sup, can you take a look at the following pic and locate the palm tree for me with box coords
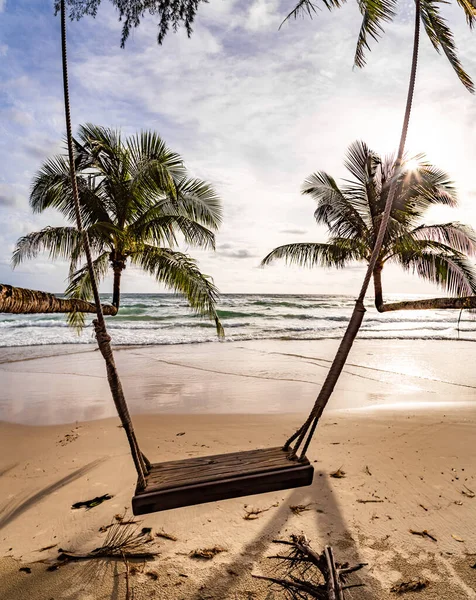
[263,140,476,311]
[12,123,224,333]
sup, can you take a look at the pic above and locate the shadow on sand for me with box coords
[191,470,376,599]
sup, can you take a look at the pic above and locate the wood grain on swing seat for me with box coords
[132,446,314,515]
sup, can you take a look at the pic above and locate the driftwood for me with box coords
[254,535,366,599]
[0,284,117,315]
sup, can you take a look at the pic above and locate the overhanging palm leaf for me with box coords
[130,245,224,336]
[354,0,398,68]
[420,0,475,91]
[284,0,474,90]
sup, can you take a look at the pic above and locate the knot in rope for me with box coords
[93,319,112,347]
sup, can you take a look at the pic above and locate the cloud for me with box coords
[245,0,280,32]
[1,0,476,295]
[0,184,28,207]
[215,244,257,259]
[0,0,5,13]
[7,108,33,126]
[279,228,308,235]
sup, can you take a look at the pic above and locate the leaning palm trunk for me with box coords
[286,0,422,458]
[59,0,148,488]
[372,267,476,311]
[0,284,117,315]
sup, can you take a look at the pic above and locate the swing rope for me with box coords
[60,0,149,489]
[285,0,421,461]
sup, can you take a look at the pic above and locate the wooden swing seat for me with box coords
[132,446,314,515]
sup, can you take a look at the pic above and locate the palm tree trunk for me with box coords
[112,267,122,309]
[60,0,148,488]
[377,296,476,311]
[373,264,384,309]
[373,266,476,311]
[286,0,422,458]
[0,284,118,315]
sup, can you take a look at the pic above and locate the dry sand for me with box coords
[0,340,475,599]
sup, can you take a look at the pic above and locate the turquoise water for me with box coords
[0,293,474,347]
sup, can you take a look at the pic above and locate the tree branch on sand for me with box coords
[0,284,117,315]
[53,518,158,566]
[253,535,367,599]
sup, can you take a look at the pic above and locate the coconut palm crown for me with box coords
[12,124,224,333]
[262,140,476,305]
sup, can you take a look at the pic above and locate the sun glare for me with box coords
[404,158,420,172]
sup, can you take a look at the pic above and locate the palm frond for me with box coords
[130,245,223,336]
[30,155,112,226]
[280,0,343,30]
[398,249,476,296]
[303,172,370,238]
[420,0,474,92]
[411,222,476,256]
[261,240,367,268]
[354,0,397,68]
[128,130,185,193]
[343,140,380,185]
[454,0,476,28]
[129,212,215,249]
[12,227,83,267]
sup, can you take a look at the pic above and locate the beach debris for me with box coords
[37,544,57,552]
[451,534,465,543]
[146,570,159,580]
[330,468,346,479]
[290,503,313,515]
[243,502,278,520]
[99,515,139,532]
[365,465,372,476]
[71,493,113,510]
[46,564,59,571]
[462,485,475,498]
[419,504,428,511]
[19,567,31,574]
[156,530,178,541]
[390,578,429,594]
[409,529,437,542]
[471,563,476,569]
[176,432,186,436]
[256,535,366,599]
[357,499,384,504]
[57,428,79,446]
[454,500,463,506]
[190,546,226,560]
[52,518,158,567]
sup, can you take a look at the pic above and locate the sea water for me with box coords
[1,293,474,347]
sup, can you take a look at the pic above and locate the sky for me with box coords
[0,0,475,296]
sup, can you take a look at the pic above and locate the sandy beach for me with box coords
[1,339,476,598]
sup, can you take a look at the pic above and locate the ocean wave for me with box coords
[2,293,476,347]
